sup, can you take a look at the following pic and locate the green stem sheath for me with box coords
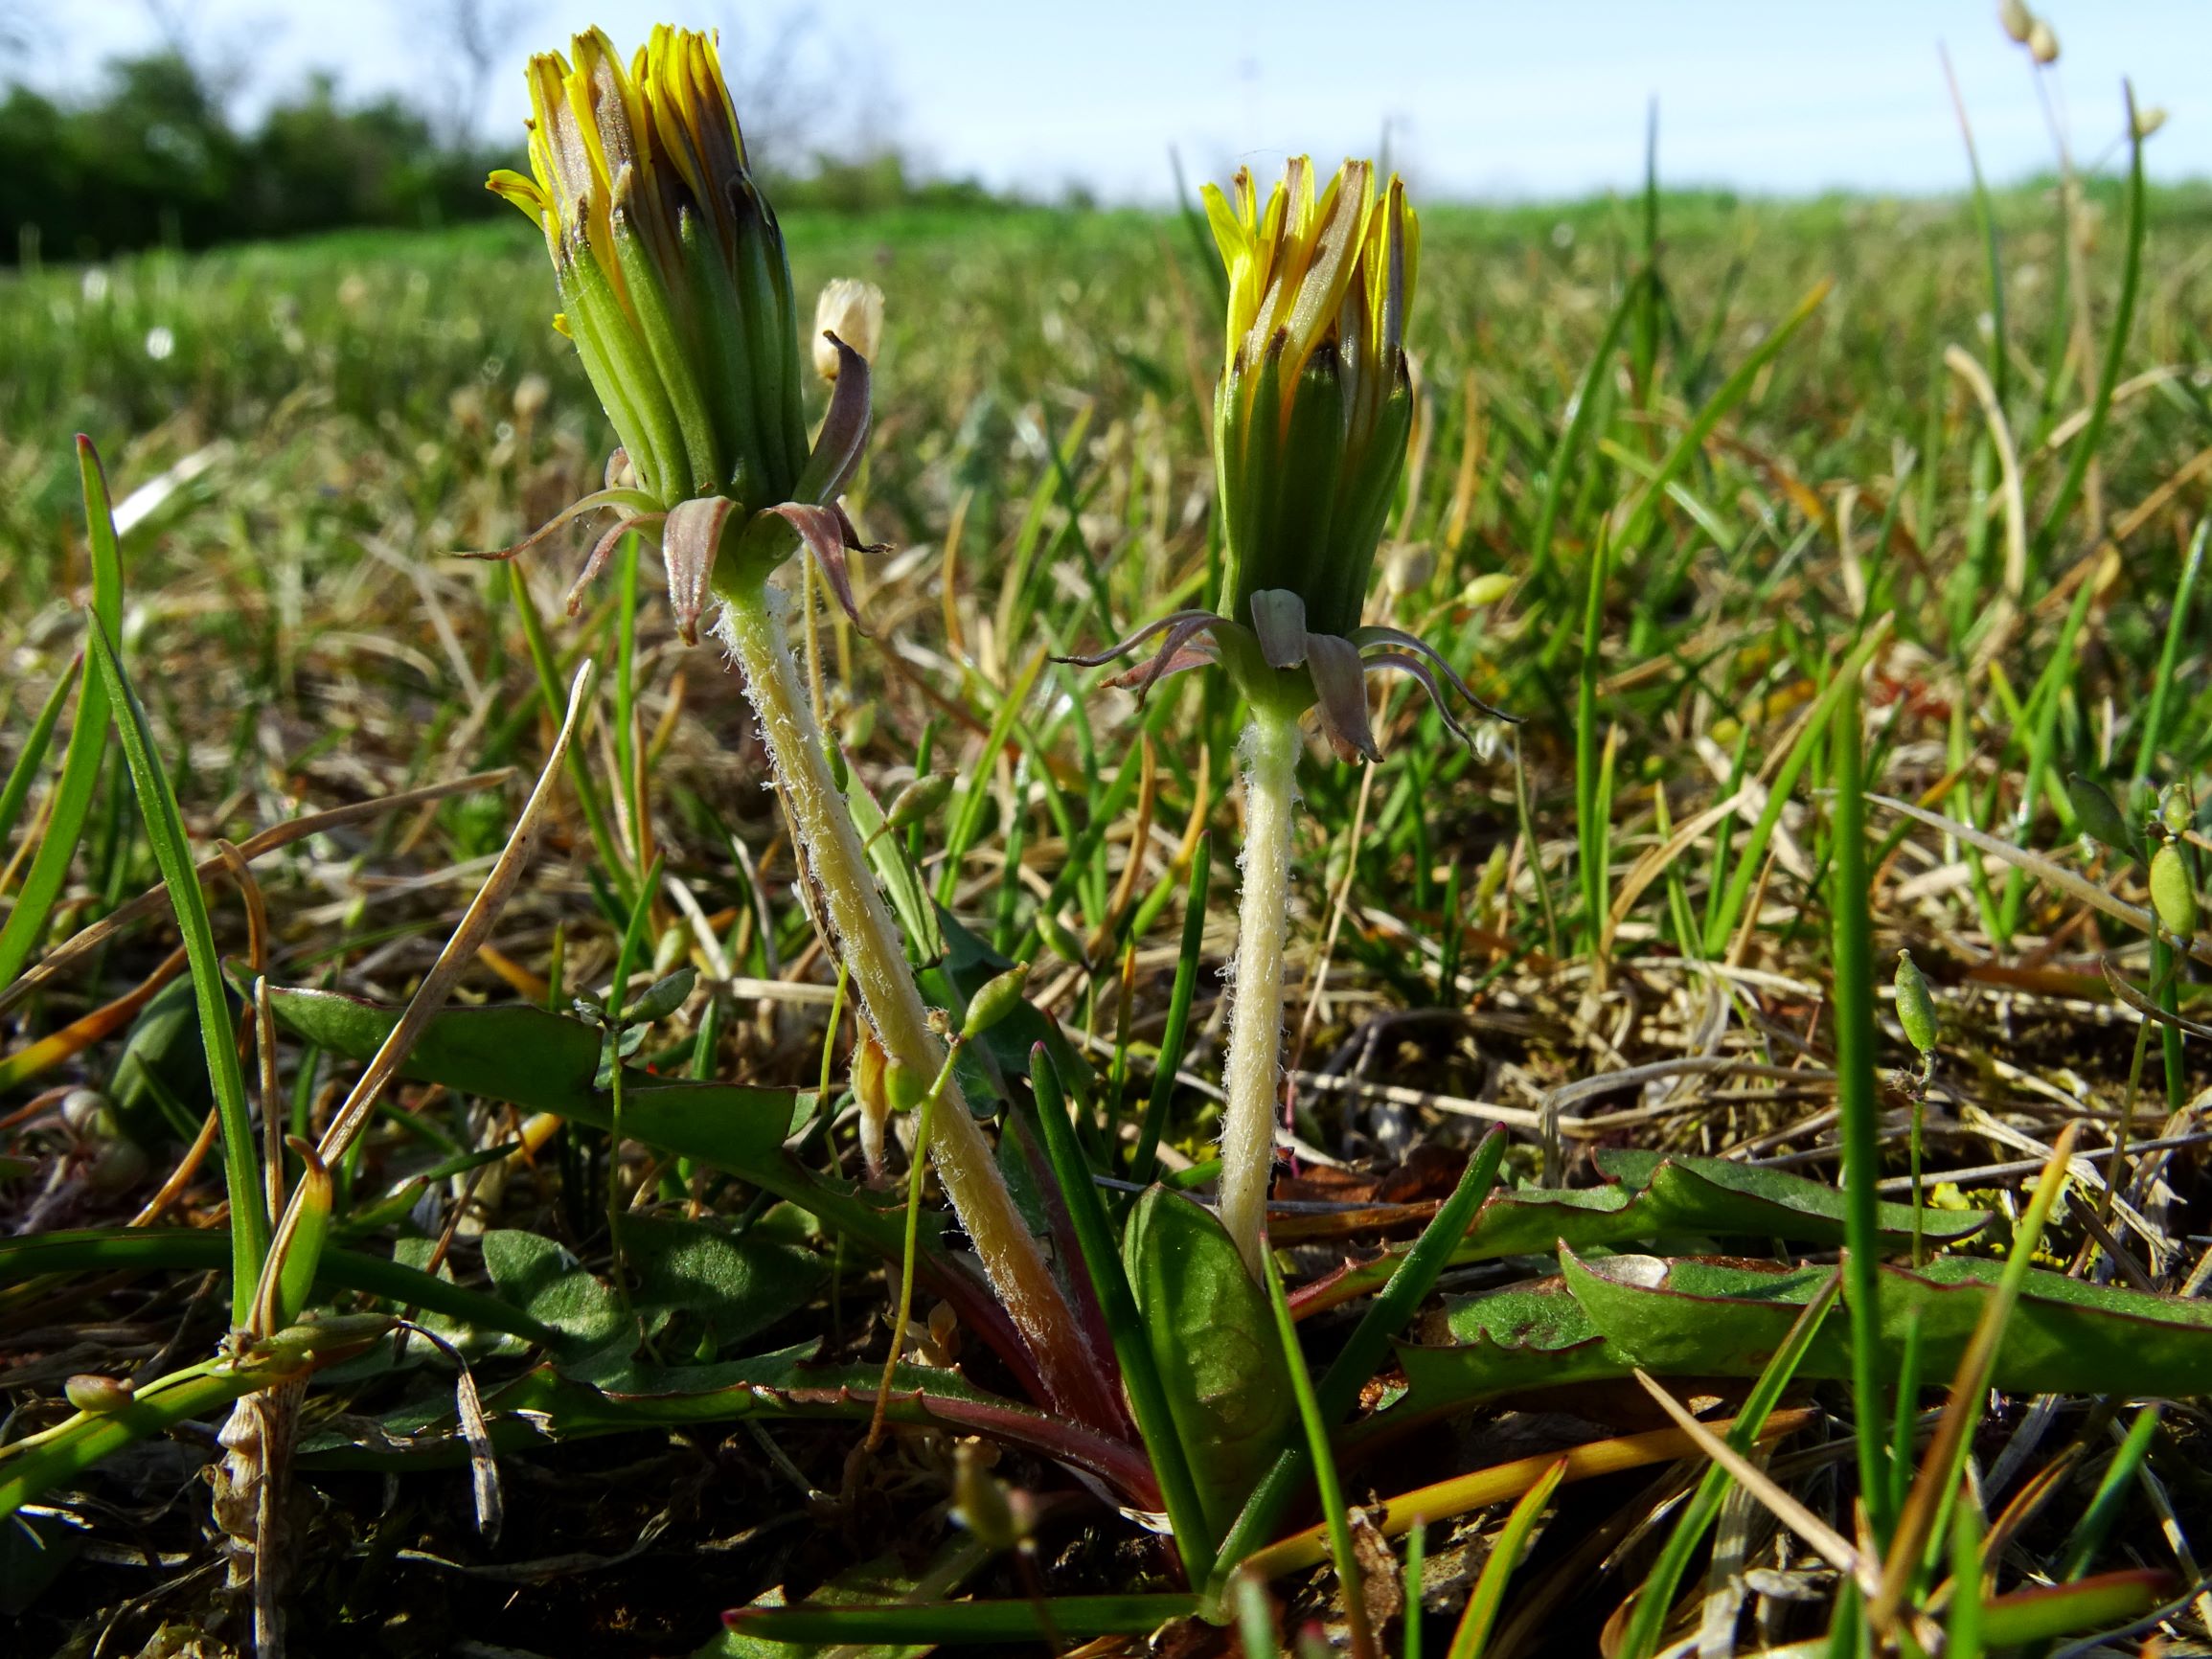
[712,579,1090,1408]
[1219,700,1303,1280]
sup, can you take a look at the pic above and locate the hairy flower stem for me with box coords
[1219,700,1303,1279]
[714,579,1096,1413]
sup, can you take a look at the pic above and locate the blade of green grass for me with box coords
[1613,277,1833,556]
[0,656,77,862]
[1527,272,1645,599]
[721,1592,1199,1645]
[1828,669,1891,1543]
[2035,86,2146,556]
[1703,621,1890,957]
[1444,1456,1565,1659]
[0,1226,558,1345]
[1947,1485,1985,1659]
[84,622,269,1322]
[1577,524,1613,955]
[2132,519,2206,783]
[1872,1123,2081,1634]
[1261,1245,1379,1659]
[2059,1404,2161,1582]
[508,559,630,902]
[0,440,125,989]
[1129,832,1209,1187]
[1995,574,2099,940]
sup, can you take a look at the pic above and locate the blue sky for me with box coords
[44,1,2212,202]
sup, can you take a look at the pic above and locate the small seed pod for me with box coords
[1997,0,2033,43]
[951,1438,1028,1553]
[839,699,877,752]
[2158,782,2194,838]
[65,1374,133,1414]
[2135,104,2169,140]
[1460,571,1516,608]
[85,1138,149,1193]
[59,1087,113,1138]
[881,772,955,836]
[2150,841,2200,939]
[883,1057,928,1116]
[1894,949,1940,1056]
[962,963,1032,1040]
[1381,541,1435,598]
[651,920,690,978]
[2027,16,2059,61]
[1038,908,1088,968]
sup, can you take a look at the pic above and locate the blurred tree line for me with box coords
[0,41,1001,265]
[1,52,511,261]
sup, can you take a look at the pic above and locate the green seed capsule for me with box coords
[1894,949,1939,1056]
[2150,842,2200,938]
[882,772,955,834]
[883,1057,927,1116]
[2066,773,2133,854]
[963,963,1032,1040]
[65,1374,132,1414]
[840,699,877,751]
[2158,783,2194,838]
[623,965,697,1025]
[1038,908,1088,967]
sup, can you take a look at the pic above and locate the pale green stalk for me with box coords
[1219,701,1303,1279]
[712,579,1089,1403]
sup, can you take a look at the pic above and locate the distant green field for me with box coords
[0,183,2197,585]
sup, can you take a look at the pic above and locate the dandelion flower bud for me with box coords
[2027,16,2059,62]
[489,28,810,512]
[1209,157,1418,642]
[2150,841,2199,939]
[1894,949,1939,1057]
[1997,0,2033,43]
[813,278,884,381]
